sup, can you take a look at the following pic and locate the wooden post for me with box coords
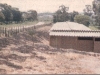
[12,27,13,36]
[12,27,14,36]
[0,27,2,37]
[3,27,4,37]
[7,28,10,37]
[5,28,7,37]
[15,27,17,35]
[25,26,27,31]
[6,28,8,37]
[18,26,19,33]
[23,26,24,32]
[8,28,11,37]
[10,27,13,36]
[16,27,18,34]
[0,27,1,37]
[19,27,23,32]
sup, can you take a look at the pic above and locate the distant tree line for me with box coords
[0,3,37,25]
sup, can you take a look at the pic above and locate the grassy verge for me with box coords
[89,25,99,30]
[0,21,38,28]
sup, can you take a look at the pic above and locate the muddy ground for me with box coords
[0,25,100,74]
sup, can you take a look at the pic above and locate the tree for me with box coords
[27,10,37,21]
[74,15,90,27]
[0,3,37,24]
[0,4,13,23]
[22,12,28,21]
[92,0,100,26]
[53,5,69,23]
[11,8,22,23]
[0,3,23,24]
[69,11,79,22]
[83,5,92,16]
[0,11,5,22]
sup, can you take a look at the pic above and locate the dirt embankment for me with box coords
[0,25,100,74]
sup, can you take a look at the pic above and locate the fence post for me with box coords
[7,28,9,37]
[0,27,1,37]
[3,27,4,37]
[16,27,17,35]
[23,26,24,32]
[25,26,27,31]
[10,28,12,37]
[8,28,11,37]
[17,26,19,33]
[6,28,9,37]
[18,26,20,33]
[5,27,7,37]
[10,27,13,36]
[16,27,17,33]
[19,26,23,32]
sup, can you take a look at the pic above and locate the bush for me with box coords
[28,29,35,36]
[74,15,90,27]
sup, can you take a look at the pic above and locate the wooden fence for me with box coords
[0,26,34,37]
[0,23,52,37]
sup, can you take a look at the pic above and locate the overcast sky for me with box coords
[0,0,93,13]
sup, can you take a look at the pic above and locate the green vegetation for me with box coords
[89,25,99,30]
[83,5,92,16]
[28,29,36,36]
[92,0,100,26]
[52,0,100,30]
[0,3,37,25]
[53,5,69,23]
[53,5,79,23]
[0,21,38,28]
[83,0,100,28]
[74,15,90,27]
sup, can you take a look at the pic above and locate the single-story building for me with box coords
[49,22,100,53]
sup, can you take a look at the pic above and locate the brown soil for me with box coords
[0,25,100,74]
